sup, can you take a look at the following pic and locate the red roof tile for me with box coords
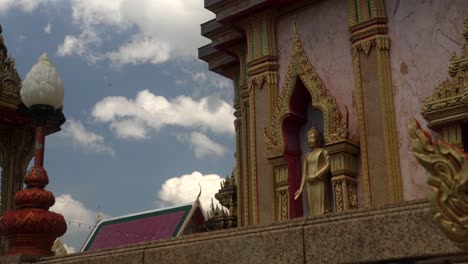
[82,203,204,252]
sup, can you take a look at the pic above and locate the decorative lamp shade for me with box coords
[20,53,64,109]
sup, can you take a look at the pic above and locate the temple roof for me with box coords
[81,202,205,252]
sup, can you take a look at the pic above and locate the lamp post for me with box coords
[0,53,67,256]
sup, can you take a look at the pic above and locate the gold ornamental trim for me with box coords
[249,85,258,224]
[408,118,468,251]
[264,22,348,158]
[376,41,403,203]
[351,42,371,208]
[348,0,386,29]
[0,27,22,109]
[332,175,358,212]
[421,17,468,127]
[241,99,249,225]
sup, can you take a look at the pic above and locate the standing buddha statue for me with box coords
[294,127,331,216]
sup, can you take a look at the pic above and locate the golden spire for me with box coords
[196,183,202,202]
[97,207,103,222]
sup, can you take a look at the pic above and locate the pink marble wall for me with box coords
[276,0,363,206]
[386,0,468,200]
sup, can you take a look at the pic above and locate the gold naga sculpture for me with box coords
[408,118,468,250]
[294,127,331,216]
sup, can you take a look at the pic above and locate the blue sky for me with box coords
[0,0,235,252]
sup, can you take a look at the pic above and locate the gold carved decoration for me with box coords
[348,0,386,29]
[0,27,22,109]
[241,98,250,225]
[52,239,68,256]
[421,17,468,131]
[349,181,358,209]
[408,118,468,250]
[350,43,371,208]
[248,86,258,224]
[333,179,344,212]
[279,189,289,220]
[264,22,348,158]
[326,140,360,211]
[273,161,288,220]
[352,36,390,57]
[331,175,358,212]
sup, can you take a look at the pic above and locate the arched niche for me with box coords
[265,24,359,219]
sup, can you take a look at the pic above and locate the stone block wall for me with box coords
[1,200,466,264]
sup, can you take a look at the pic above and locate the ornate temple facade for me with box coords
[0,0,467,263]
[199,0,468,228]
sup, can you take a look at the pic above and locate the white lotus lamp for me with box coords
[20,52,64,110]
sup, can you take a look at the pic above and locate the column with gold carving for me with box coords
[348,0,403,208]
[238,9,279,224]
[228,44,249,226]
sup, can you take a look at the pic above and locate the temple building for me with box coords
[199,0,468,226]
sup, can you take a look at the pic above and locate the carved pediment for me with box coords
[0,26,22,109]
[421,18,468,123]
[264,22,348,158]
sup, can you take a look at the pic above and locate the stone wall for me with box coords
[1,200,466,264]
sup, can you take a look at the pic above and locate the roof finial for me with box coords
[97,206,103,222]
[292,15,297,33]
[196,183,202,201]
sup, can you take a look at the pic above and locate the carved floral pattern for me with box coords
[279,189,288,220]
[333,180,344,212]
[349,181,358,209]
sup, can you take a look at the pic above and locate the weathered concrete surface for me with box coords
[2,200,467,264]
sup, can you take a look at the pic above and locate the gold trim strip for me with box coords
[351,50,371,208]
[241,101,250,225]
[376,45,403,203]
[249,86,258,224]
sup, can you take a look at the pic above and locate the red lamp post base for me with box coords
[0,128,67,256]
[4,234,61,256]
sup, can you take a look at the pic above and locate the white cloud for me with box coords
[177,63,234,100]
[54,0,213,65]
[17,34,27,41]
[50,194,105,252]
[156,171,224,211]
[107,36,170,65]
[60,119,116,156]
[57,35,85,56]
[110,119,148,139]
[0,1,215,65]
[44,23,52,34]
[92,90,235,139]
[192,72,207,82]
[0,0,57,13]
[177,132,228,159]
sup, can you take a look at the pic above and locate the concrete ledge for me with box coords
[303,201,461,263]
[5,200,466,264]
